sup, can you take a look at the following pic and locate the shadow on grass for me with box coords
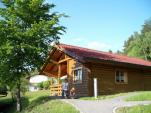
[0,94,60,113]
[0,96,52,113]
[21,96,53,112]
[0,97,16,113]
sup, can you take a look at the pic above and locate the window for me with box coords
[73,67,82,83]
[115,71,127,83]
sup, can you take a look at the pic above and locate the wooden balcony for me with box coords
[50,84,62,96]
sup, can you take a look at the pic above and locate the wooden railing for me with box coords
[50,84,62,96]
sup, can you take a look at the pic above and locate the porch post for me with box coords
[94,78,98,99]
[58,64,61,84]
[57,64,61,96]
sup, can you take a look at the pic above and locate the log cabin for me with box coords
[40,43,151,97]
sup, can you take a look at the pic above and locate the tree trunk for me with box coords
[16,83,21,112]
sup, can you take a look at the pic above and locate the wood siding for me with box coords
[89,64,151,95]
[144,75,151,90]
[67,59,151,96]
[67,59,89,97]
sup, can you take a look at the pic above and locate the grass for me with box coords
[117,91,151,113]
[22,100,79,113]
[0,90,80,113]
[80,93,126,100]
[116,104,151,113]
[126,91,151,101]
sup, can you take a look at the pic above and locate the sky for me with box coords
[0,0,151,52]
[48,0,151,52]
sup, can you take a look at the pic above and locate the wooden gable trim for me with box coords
[40,44,84,76]
[43,71,57,77]
[59,58,71,64]
[39,47,56,74]
[55,44,85,63]
[49,59,58,65]
[63,50,85,63]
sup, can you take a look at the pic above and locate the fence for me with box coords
[50,84,62,96]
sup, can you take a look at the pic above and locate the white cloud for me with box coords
[86,41,111,51]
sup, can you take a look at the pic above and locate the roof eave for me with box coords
[84,57,151,70]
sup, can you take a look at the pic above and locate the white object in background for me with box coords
[29,75,48,83]
[29,75,48,92]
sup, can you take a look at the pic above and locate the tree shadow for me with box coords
[0,95,58,113]
[0,98,16,113]
[0,96,29,113]
[21,96,55,112]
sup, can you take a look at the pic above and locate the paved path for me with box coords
[62,93,151,113]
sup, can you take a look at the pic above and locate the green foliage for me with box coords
[123,18,151,61]
[37,80,51,90]
[0,0,65,82]
[142,17,151,33]
[42,80,50,90]
[108,49,112,53]
[20,78,29,95]
[37,82,43,90]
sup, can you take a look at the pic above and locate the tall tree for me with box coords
[142,17,151,33]
[123,18,151,61]
[0,0,65,111]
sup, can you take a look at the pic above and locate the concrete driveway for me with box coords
[62,93,151,113]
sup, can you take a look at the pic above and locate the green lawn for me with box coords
[0,90,79,113]
[117,91,151,113]
[116,104,151,113]
[126,91,151,101]
[80,93,126,100]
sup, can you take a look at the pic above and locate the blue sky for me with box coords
[49,0,151,52]
[1,0,151,52]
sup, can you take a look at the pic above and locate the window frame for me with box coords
[73,67,83,84]
[115,70,128,84]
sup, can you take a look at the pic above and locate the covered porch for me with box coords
[40,48,71,96]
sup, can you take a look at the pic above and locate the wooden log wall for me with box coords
[67,58,89,97]
[90,64,151,95]
[64,55,151,97]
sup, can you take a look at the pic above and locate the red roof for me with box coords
[58,43,151,67]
